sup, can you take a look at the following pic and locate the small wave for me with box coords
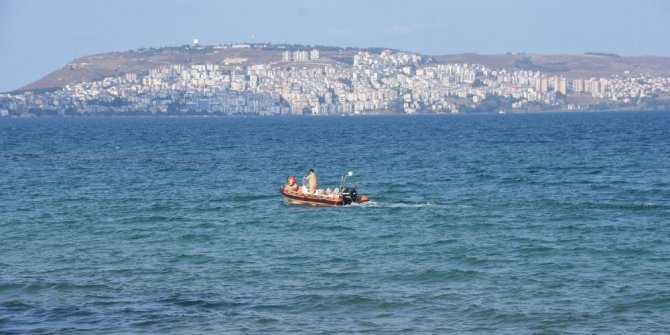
[394,269,481,283]
[0,299,32,311]
[230,194,276,202]
[1,281,110,293]
[173,299,238,309]
[255,317,280,324]
[314,224,354,231]
[501,176,524,183]
[128,232,153,240]
[170,253,216,264]
[607,296,670,313]
[582,201,664,211]
[333,294,408,309]
[430,239,458,246]
[461,304,528,322]
[375,233,402,239]
[115,215,185,224]
[276,255,313,262]
[194,221,218,228]
[317,271,362,280]
[326,256,354,263]
[459,256,489,266]
[514,245,555,254]
[156,295,246,310]
[289,293,409,313]
[250,303,290,312]
[178,233,215,242]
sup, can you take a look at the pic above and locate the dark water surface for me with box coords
[1,112,669,334]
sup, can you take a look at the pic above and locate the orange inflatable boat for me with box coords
[280,172,370,206]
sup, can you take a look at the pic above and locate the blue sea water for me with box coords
[1,112,669,334]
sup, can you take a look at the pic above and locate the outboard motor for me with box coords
[342,188,358,205]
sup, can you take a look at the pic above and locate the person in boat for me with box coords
[305,168,318,194]
[284,176,299,192]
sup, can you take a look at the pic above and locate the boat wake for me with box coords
[354,200,442,208]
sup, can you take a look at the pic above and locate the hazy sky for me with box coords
[1,0,669,92]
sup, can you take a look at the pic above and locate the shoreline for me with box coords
[1,109,667,119]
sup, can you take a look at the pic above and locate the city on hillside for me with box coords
[1,44,669,116]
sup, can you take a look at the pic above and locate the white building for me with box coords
[293,50,308,62]
[310,49,320,60]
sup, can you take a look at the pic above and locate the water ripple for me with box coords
[1,113,669,334]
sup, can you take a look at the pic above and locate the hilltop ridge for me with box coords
[434,53,670,79]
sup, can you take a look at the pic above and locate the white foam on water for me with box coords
[355,200,441,208]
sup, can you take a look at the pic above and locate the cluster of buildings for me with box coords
[2,48,669,116]
[282,49,320,62]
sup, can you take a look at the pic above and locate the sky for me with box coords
[1,0,669,92]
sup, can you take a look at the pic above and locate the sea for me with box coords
[1,111,669,334]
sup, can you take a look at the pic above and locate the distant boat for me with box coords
[498,110,506,114]
[280,172,370,206]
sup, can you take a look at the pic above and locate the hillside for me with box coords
[18,44,670,92]
[19,44,360,92]
[5,44,670,116]
[432,53,670,79]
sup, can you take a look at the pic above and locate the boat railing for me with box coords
[339,171,359,191]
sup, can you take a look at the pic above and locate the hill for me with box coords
[18,44,361,92]
[17,44,670,92]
